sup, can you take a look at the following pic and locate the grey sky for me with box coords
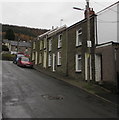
[1,0,118,29]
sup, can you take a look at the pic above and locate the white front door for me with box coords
[43,51,47,68]
[95,54,102,82]
[85,53,88,81]
[85,53,92,81]
[35,52,38,65]
[53,53,56,72]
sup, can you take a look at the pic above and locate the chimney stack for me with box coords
[52,26,54,29]
[84,7,95,19]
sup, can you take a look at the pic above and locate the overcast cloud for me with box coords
[1,0,118,29]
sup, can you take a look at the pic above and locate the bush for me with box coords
[2,53,15,61]
[2,45,9,51]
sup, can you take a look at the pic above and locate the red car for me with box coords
[17,57,33,68]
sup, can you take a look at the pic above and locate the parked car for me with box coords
[13,53,25,64]
[17,57,33,68]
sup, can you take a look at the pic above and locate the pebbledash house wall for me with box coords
[47,29,67,76]
[67,16,96,81]
[31,15,96,81]
[31,27,68,76]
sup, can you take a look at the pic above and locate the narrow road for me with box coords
[2,61,118,118]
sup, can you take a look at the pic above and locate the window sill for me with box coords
[58,46,62,49]
[75,70,82,73]
[76,44,82,47]
[57,64,61,66]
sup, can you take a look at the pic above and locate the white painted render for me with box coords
[97,2,118,44]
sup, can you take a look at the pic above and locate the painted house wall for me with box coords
[95,44,119,84]
[10,45,31,55]
[117,3,119,43]
[97,3,118,44]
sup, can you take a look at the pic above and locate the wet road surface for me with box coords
[2,61,118,118]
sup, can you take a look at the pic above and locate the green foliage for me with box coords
[2,53,15,61]
[2,45,9,51]
[2,24,48,41]
[5,29,15,40]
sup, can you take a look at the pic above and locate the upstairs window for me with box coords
[40,40,43,50]
[75,54,82,72]
[32,52,35,60]
[39,53,42,64]
[44,38,47,49]
[57,51,61,65]
[76,28,82,46]
[58,34,62,48]
[49,39,52,51]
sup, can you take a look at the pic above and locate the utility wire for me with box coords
[97,18,119,23]
[92,0,119,14]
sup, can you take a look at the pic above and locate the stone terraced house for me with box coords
[31,13,96,82]
[31,2,119,92]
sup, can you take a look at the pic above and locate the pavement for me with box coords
[34,66,119,107]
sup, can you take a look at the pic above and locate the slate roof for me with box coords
[3,40,31,47]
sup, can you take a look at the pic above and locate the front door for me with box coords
[35,52,38,65]
[53,53,56,72]
[95,54,102,82]
[43,51,47,68]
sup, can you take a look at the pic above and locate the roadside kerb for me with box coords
[34,66,119,107]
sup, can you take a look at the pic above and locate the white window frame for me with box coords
[76,28,82,46]
[33,42,36,49]
[40,40,42,50]
[44,38,47,49]
[39,53,42,64]
[49,39,52,51]
[58,34,62,48]
[48,53,52,67]
[32,52,35,61]
[75,54,82,72]
[57,51,61,65]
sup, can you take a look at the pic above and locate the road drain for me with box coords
[41,94,63,100]
[5,98,19,106]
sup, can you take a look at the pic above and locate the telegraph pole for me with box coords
[86,0,90,44]
[86,0,91,82]
[73,0,92,81]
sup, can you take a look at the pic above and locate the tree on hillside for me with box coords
[5,29,15,40]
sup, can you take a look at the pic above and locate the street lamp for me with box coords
[73,7,84,11]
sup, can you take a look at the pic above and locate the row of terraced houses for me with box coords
[31,2,119,92]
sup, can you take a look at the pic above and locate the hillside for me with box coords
[1,24,49,41]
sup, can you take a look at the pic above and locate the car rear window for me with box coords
[17,54,24,58]
[21,57,29,62]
